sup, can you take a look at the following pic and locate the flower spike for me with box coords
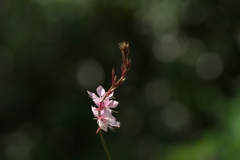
[88,41,131,133]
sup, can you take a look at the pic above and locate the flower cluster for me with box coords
[88,86,120,133]
[87,42,131,133]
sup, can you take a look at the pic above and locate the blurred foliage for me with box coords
[1,0,240,160]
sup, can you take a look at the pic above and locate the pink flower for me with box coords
[88,86,120,133]
[87,86,117,109]
[92,106,120,133]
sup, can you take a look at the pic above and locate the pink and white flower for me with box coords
[92,106,120,133]
[87,86,118,109]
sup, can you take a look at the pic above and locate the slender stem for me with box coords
[99,130,112,160]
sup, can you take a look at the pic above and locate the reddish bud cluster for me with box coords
[105,42,131,98]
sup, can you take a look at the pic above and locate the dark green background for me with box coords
[0,0,240,159]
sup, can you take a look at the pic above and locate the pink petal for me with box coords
[107,115,116,121]
[108,92,114,98]
[91,106,98,117]
[109,120,120,127]
[96,86,105,97]
[101,100,111,107]
[101,108,112,118]
[108,100,119,108]
[87,91,98,99]
[98,120,108,132]
[94,101,101,108]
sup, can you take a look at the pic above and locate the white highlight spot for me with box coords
[161,101,191,131]
[153,34,181,63]
[76,58,104,89]
[196,53,223,80]
[144,79,171,107]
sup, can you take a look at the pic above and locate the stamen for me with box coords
[112,110,118,113]
[109,126,115,132]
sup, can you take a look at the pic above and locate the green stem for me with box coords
[99,130,112,160]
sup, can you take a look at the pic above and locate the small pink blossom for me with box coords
[87,86,113,105]
[92,106,120,133]
[87,86,118,110]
